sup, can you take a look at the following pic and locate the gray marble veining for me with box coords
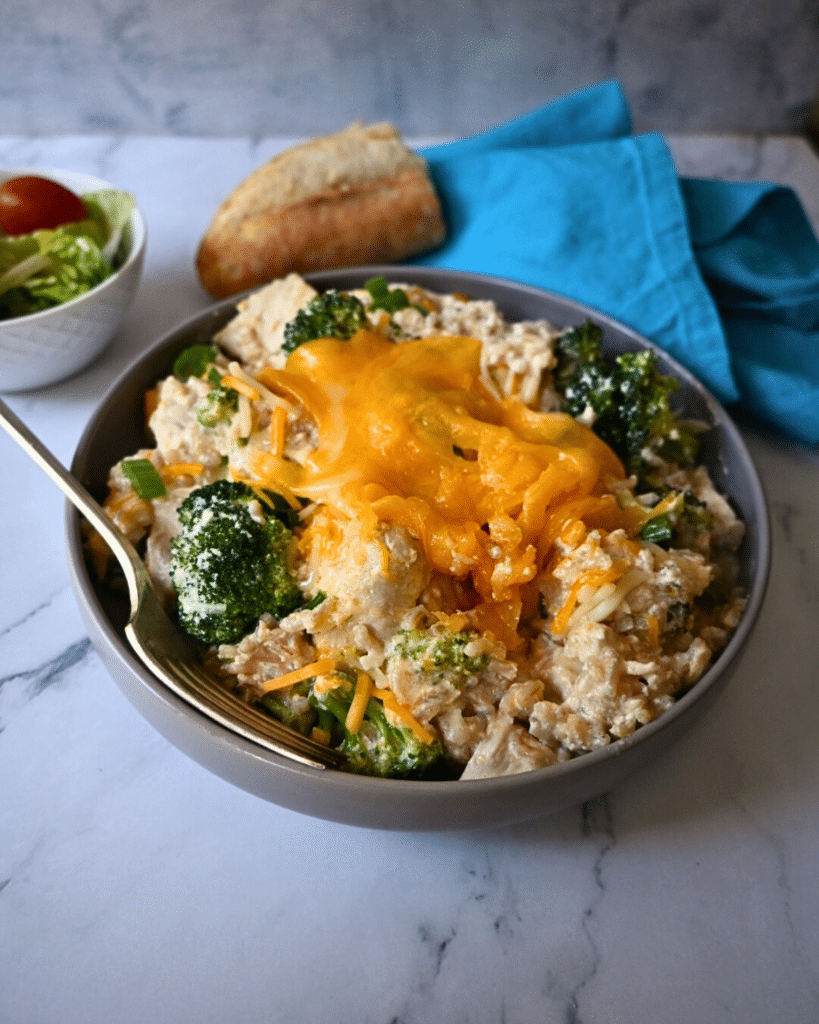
[1,0,817,137]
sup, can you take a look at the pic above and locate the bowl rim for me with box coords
[66,266,772,804]
[0,165,147,324]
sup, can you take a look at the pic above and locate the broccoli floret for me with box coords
[173,343,219,380]
[555,321,618,421]
[615,351,686,473]
[170,480,301,646]
[655,430,701,469]
[388,629,489,686]
[260,679,317,736]
[282,290,367,353]
[197,368,239,428]
[554,322,700,479]
[310,678,444,779]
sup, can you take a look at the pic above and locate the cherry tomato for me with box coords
[0,175,88,235]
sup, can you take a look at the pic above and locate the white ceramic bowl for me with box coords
[0,166,146,392]
[66,268,771,831]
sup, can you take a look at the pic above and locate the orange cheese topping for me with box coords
[259,656,337,694]
[550,562,627,636]
[247,328,639,647]
[159,461,205,482]
[345,671,373,735]
[144,387,159,426]
[371,687,436,744]
[220,373,260,401]
[270,405,287,457]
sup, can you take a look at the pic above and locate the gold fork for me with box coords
[0,396,344,770]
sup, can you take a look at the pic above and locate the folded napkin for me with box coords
[415,80,819,445]
[682,177,819,443]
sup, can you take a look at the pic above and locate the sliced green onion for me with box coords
[121,458,166,499]
[365,276,411,314]
[640,515,673,546]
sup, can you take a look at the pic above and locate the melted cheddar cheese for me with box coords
[250,328,642,648]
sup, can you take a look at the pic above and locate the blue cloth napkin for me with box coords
[682,177,819,443]
[415,80,819,445]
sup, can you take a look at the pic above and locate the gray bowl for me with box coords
[66,267,771,831]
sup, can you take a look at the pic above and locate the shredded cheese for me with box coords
[559,518,587,549]
[313,672,351,696]
[227,362,294,418]
[270,405,287,457]
[221,373,260,401]
[104,489,153,538]
[345,671,373,735]
[230,467,302,511]
[259,656,337,694]
[108,491,150,516]
[237,392,253,438]
[432,610,472,633]
[550,562,625,636]
[371,687,436,744]
[634,491,684,530]
[144,387,159,425]
[159,462,204,481]
[569,566,647,628]
[85,527,111,579]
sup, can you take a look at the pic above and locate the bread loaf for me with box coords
[195,122,447,299]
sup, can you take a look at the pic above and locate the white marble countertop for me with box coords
[2,132,818,1024]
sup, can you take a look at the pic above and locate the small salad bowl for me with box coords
[0,166,146,392]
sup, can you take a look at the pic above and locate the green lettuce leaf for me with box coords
[0,187,135,320]
[82,190,136,265]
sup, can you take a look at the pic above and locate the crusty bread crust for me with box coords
[196,123,447,299]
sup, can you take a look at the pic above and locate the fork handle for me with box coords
[0,396,142,596]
